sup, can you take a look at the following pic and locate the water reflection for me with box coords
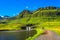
[0,30,36,40]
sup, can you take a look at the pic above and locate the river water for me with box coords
[0,30,36,40]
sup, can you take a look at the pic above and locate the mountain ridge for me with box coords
[0,6,60,30]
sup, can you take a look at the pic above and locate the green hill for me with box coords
[0,6,60,30]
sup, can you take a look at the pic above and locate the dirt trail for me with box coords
[35,30,60,40]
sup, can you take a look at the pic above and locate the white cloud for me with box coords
[25,6,29,9]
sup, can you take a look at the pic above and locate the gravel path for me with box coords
[35,30,60,40]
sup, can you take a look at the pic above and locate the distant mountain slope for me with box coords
[0,6,60,30]
[16,10,32,18]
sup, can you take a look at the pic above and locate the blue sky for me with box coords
[0,0,60,16]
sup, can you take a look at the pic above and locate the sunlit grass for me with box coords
[26,27,60,40]
[26,28,44,40]
[26,21,60,40]
[46,27,60,35]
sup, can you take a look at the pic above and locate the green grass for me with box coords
[26,27,60,40]
[26,21,60,40]
[0,8,60,40]
[26,28,44,40]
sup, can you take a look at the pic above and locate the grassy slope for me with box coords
[0,9,60,37]
[0,9,60,40]
[26,9,60,40]
[0,9,60,30]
